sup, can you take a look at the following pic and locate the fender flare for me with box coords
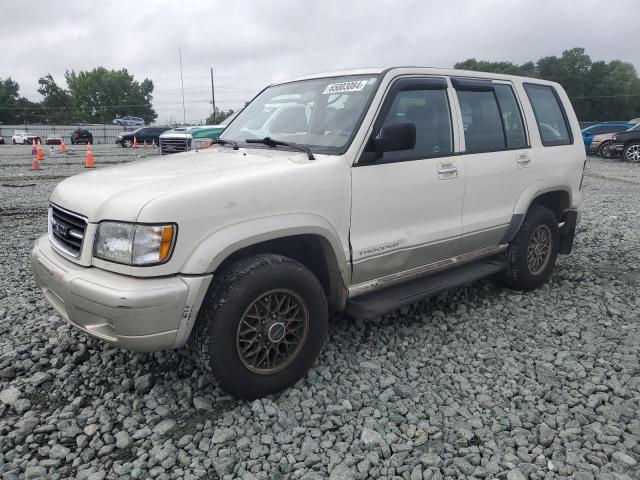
[503,182,572,243]
[180,212,350,289]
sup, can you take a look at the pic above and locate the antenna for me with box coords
[179,47,186,125]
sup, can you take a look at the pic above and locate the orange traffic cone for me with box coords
[31,139,37,156]
[132,137,139,148]
[152,139,157,148]
[31,152,42,170]
[36,142,45,162]
[143,140,148,149]
[60,138,67,154]
[85,142,95,168]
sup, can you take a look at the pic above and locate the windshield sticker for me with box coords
[322,80,368,95]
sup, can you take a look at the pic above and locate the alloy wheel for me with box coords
[527,224,552,275]
[625,144,640,163]
[236,289,309,374]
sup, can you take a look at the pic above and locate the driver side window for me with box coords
[379,89,453,162]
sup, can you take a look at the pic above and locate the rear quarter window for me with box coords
[524,83,572,146]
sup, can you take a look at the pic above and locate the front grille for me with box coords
[160,138,190,155]
[49,204,87,258]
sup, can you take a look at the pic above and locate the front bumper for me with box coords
[608,142,624,153]
[31,235,212,352]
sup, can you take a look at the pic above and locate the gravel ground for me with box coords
[0,145,639,480]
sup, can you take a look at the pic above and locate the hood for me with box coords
[50,147,311,222]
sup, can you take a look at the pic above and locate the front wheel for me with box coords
[597,141,614,159]
[501,206,559,291]
[190,254,328,399]
[623,142,640,163]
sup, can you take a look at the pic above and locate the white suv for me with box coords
[31,67,585,398]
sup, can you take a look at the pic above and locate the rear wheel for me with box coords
[501,206,559,291]
[623,142,640,163]
[190,254,328,399]
[123,139,132,148]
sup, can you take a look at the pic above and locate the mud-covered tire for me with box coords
[189,254,328,399]
[501,206,559,291]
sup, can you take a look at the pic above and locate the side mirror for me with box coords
[375,122,416,153]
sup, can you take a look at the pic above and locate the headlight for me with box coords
[191,138,214,150]
[93,222,176,265]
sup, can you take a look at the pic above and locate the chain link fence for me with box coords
[0,124,137,144]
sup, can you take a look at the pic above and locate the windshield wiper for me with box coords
[245,137,315,160]
[213,139,239,150]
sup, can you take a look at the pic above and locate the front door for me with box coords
[350,77,465,286]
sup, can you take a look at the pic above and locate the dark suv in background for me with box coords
[116,127,171,147]
[71,129,93,145]
[609,123,640,162]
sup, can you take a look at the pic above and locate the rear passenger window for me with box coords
[524,84,572,146]
[494,84,527,148]
[456,90,505,153]
[379,89,453,161]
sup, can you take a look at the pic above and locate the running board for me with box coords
[345,258,506,319]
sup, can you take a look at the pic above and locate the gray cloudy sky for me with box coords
[2,0,639,124]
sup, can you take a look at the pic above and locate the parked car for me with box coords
[581,122,634,154]
[71,129,93,145]
[12,131,40,145]
[116,126,171,147]
[32,67,584,399]
[113,116,145,127]
[609,123,640,162]
[159,125,226,155]
[0,136,4,145]
[45,135,63,145]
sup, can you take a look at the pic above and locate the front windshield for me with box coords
[219,75,379,154]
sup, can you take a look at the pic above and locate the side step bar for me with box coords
[345,258,507,319]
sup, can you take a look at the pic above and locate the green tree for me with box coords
[455,48,640,120]
[206,108,234,125]
[37,74,72,124]
[0,77,21,123]
[455,58,530,76]
[65,67,157,123]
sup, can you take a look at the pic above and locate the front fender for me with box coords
[180,212,350,285]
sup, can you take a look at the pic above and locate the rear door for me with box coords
[452,78,534,252]
[350,77,465,285]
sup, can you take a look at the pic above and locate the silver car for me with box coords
[112,116,145,127]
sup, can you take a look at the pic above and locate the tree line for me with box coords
[0,68,156,125]
[2,48,638,125]
[455,48,640,121]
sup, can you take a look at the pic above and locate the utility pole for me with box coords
[210,67,216,124]
[179,47,186,125]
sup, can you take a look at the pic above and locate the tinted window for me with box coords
[605,125,628,133]
[457,90,505,153]
[379,88,452,162]
[494,84,527,148]
[524,84,572,146]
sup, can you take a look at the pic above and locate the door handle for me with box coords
[437,162,458,179]
[516,153,532,168]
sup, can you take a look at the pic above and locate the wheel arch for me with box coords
[505,187,572,243]
[180,216,350,310]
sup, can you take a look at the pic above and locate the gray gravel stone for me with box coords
[1,151,640,479]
